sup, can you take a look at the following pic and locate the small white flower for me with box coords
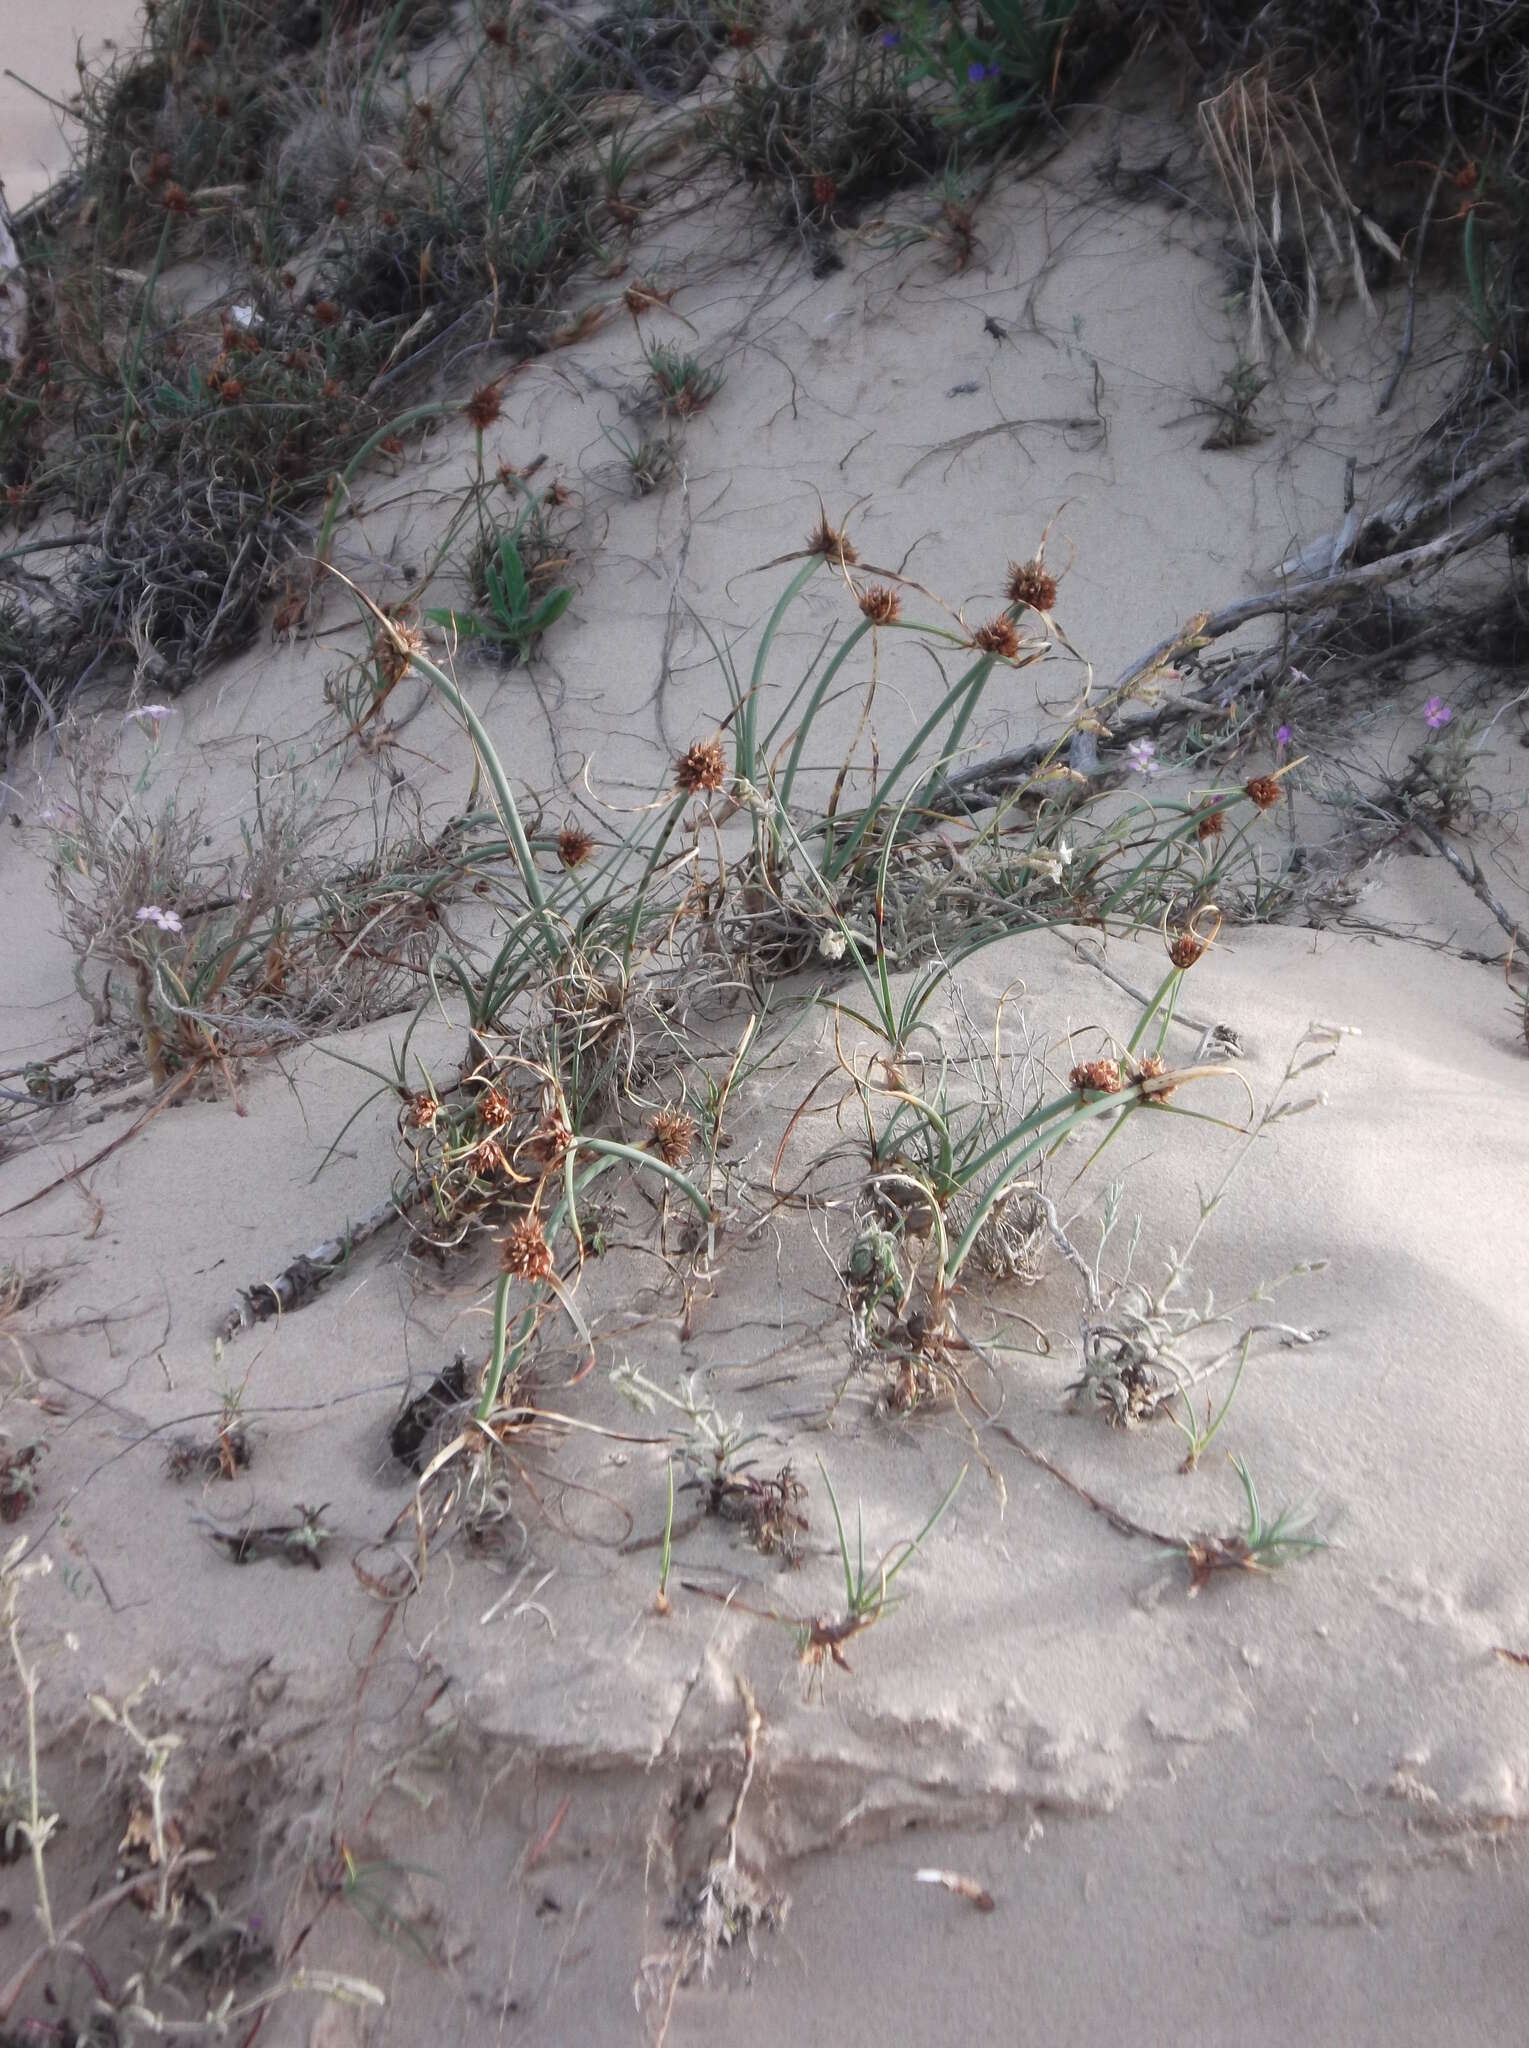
[135,905,183,934]
[818,929,848,961]
[124,704,174,732]
[1057,838,1073,867]
[229,304,259,328]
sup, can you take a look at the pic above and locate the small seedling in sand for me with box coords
[192,1503,335,1570]
[606,423,680,496]
[681,1463,963,1694]
[797,1459,964,1690]
[1201,357,1269,449]
[1184,1457,1326,1592]
[655,1457,676,1614]
[642,341,725,418]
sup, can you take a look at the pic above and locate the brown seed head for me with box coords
[972,615,1021,659]
[1245,774,1282,811]
[332,196,351,219]
[373,614,423,688]
[1167,929,1205,970]
[1006,557,1057,613]
[478,1085,513,1129]
[218,378,244,404]
[1069,1058,1122,1095]
[1134,1052,1178,1099]
[807,515,858,568]
[858,584,901,625]
[464,381,504,431]
[322,377,342,400]
[812,172,838,211]
[163,183,190,214]
[1195,807,1226,841]
[557,822,595,869]
[211,93,231,116]
[145,150,172,187]
[676,736,727,795]
[522,1109,572,1170]
[501,1215,554,1282]
[186,36,212,58]
[484,15,510,44]
[312,299,340,327]
[649,1107,697,1167]
[465,1135,508,1180]
[401,1091,439,1131]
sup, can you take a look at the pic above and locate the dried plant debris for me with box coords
[0,1440,43,1521]
[165,1425,252,1483]
[191,1503,334,1569]
[703,1462,809,1565]
[915,1868,996,1912]
[389,1355,470,1472]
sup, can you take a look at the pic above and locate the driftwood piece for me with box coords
[939,480,1529,812]
[218,1191,412,1341]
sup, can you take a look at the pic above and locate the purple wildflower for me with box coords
[881,27,900,45]
[1275,723,1292,751]
[1424,695,1452,730]
[967,59,994,82]
[1125,737,1158,776]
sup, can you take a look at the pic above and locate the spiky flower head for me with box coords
[675,736,727,795]
[1068,1059,1122,1095]
[1244,774,1282,811]
[1195,807,1225,841]
[477,1085,514,1129]
[501,1214,554,1282]
[858,585,901,625]
[557,822,595,869]
[1006,557,1057,614]
[400,1091,439,1131]
[464,382,504,431]
[1134,1052,1177,1099]
[649,1107,698,1167]
[807,516,858,568]
[971,615,1021,659]
[521,1109,572,1170]
[374,614,424,689]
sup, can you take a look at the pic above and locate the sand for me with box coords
[2,19,1527,2047]
[1,6,146,208]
